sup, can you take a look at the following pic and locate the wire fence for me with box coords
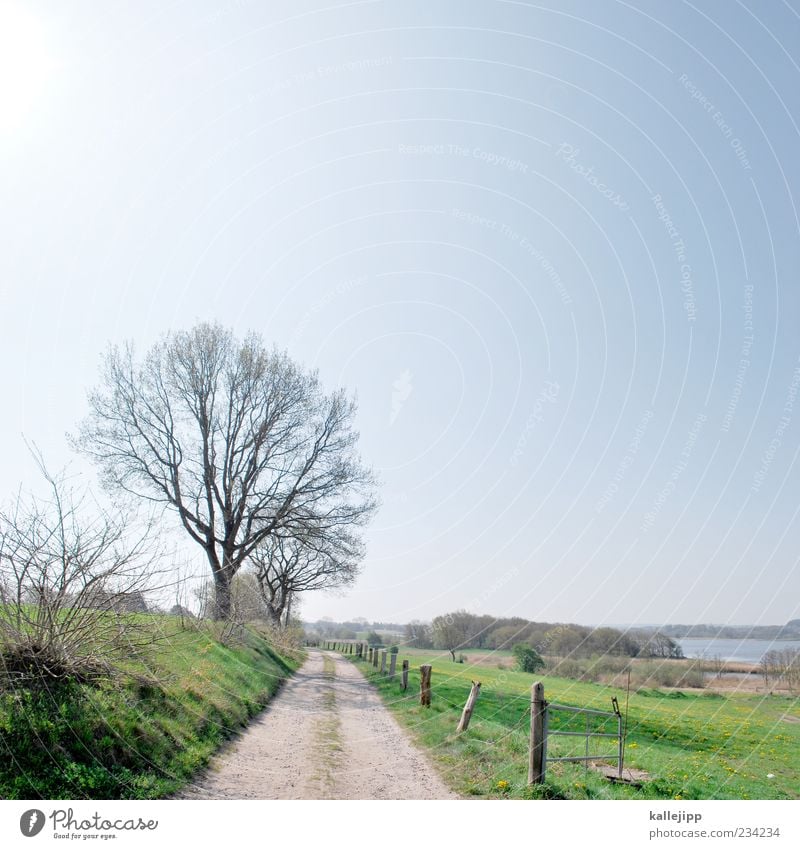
[318,639,627,784]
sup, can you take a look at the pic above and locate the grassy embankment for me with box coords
[0,618,302,799]
[349,647,800,800]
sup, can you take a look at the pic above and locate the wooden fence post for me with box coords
[456,681,481,733]
[373,648,379,668]
[528,681,547,785]
[389,652,397,680]
[401,660,409,691]
[380,650,387,674]
[420,665,432,706]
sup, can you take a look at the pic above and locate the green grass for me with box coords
[308,654,343,798]
[350,647,800,800]
[0,618,302,799]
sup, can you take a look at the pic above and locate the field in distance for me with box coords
[396,646,777,693]
[353,647,800,800]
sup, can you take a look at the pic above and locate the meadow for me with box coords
[352,647,800,800]
[0,618,302,799]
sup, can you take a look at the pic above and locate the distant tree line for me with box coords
[657,621,800,640]
[404,611,683,661]
[303,619,404,642]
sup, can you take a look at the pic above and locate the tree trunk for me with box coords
[283,592,292,626]
[449,648,456,662]
[265,600,284,627]
[211,571,232,620]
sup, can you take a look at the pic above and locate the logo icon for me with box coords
[390,369,413,425]
[20,810,45,837]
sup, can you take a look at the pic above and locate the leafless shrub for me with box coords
[548,655,706,689]
[760,648,800,691]
[0,452,165,688]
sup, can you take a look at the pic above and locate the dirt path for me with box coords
[181,649,457,799]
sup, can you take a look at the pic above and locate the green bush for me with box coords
[0,622,300,799]
[512,644,545,673]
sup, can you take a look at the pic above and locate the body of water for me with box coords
[677,637,800,664]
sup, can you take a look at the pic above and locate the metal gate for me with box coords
[543,696,623,779]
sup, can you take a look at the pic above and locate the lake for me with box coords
[677,637,800,664]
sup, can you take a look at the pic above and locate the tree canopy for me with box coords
[75,322,377,619]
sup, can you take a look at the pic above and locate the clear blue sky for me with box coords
[2,0,799,627]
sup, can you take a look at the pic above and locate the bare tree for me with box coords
[760,648,800,692]
[431,610,473,662]
[250,527,363,627]
[0,454,161,687]
[404,619,433,649]
[639,631,684,659]
[73,322,378,619]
